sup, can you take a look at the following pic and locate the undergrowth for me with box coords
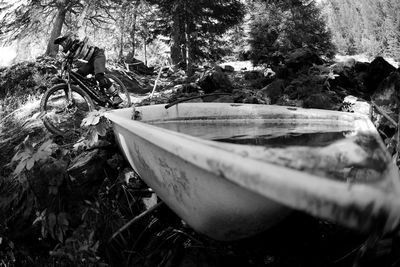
[1,56,400,267]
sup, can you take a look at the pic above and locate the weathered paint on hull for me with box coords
[114,124,291,240]
[105,103,400,241]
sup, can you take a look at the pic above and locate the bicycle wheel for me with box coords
[105,74,132,108]
[40,84,95,136]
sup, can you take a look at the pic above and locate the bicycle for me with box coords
[40,55,131,136]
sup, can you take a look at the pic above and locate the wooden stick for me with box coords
[165,93,232,109]
[108,201,164,243]
[150,66,165,99]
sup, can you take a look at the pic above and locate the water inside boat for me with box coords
[150,120,387,183]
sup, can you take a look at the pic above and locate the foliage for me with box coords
[73,109,110,150]
[11,136,58,178]
[221,23,251,61]
[49,215,107,266]
[0,0,126,57]
[3,105,116,266]
[48,174,143,267]
[112,0,168,60]
[249,0,336,66]
[323,0,400,59]
[146,0,246,67]
[0,57,57,99]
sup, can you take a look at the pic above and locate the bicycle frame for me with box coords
[59,57,112,106]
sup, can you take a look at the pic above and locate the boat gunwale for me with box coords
[105,103,400,234]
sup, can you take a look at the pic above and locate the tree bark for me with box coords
[170,2,184,65]
[45,6,67,57]
[76,1,92,37]
[119,12,126,60]
[129,1,140,57]
[185,13,196,76]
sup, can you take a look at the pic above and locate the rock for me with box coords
[197,66,233,93]
[276,94,303,107]
[365,57,397,95]
[284,74,325,100]
[284,48,324,71]
[232,89,260,103]
[353,72,368,94]
[124,53,154,75]
[342,57,357,68]
[243,69,275,89]
[332,58,356,73]
[341,95,371,117]
[371,71,400,129]
[303,93,336,110]
[222,65,235,72]
[249,77,272,89]
[213,95,234,103]
[330,60,371,95]
[174,83,202,94]
[329,68,355,91]
[244,70,264,80]
[264,68,276,79]
[202,94,220,102]
[354,61,370,72]
[257,79,286,104]
[243,95,262,104]
[68,149,111,197]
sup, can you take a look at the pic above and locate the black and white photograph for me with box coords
[1,0,400,266]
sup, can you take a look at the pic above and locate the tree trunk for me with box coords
[144,41,147,65]
[180,20,187,65]
[45,7,67,57]
[76,1,92,37]
[186,22,196,76]
[170,3,184,65]
[129,1,140,57]
[119,12,125,60]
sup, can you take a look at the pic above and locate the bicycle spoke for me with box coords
[41,85,93,135]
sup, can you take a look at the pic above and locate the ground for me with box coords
[0,56,400,266]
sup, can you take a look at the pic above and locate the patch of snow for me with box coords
[0,46,17,67]
[334,54,399,68]
[220,61,254,71]
[131,94,150,104]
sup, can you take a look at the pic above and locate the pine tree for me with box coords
[382,0,400,60]
[323,0,400,58]
[146,0,246,74]
[249,0,335,65]
[0,0,125,57]
[0,0,83,56]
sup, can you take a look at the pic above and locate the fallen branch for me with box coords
[165,93,232,109]
[108,201,164,243]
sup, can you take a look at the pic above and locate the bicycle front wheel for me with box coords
[106,74,132,108]
[40,84,95,136]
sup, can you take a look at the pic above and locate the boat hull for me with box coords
[105,103,400,241]
[114,123,291,240]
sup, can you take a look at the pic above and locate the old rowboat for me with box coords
[105,103,400,241]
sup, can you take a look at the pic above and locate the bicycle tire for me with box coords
[105,74,132,108]
[40,84,95,136]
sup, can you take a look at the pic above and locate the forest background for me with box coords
[1,0,400,69]
[1,0,400,266]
